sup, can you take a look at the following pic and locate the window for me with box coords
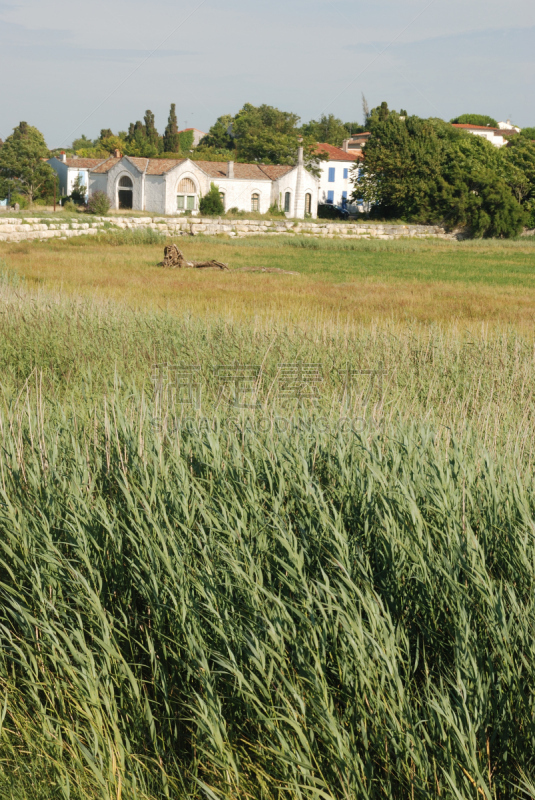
[305,193,312,215]
[342,191,348,200]
[328,167,335,183]
[251,193,260,212]
[177,177,196,212]
[118,174,133,209]
[284,192,291,212]
[119,175,133,188]
[343,168,349,180]
[219,192,225,211]
[178,178,195,193]
[327,190,334,204]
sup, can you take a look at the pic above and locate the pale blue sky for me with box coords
[0,0,533,146]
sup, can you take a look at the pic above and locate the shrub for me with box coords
[199,182,224,216]
[87,190,111,215]
[268,202,285,217]
[62,199,77,213]
[71,174,87,206]
[10,192,29,209]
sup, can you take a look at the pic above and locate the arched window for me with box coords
[118,174,133,209]
[305,193,312,215]
[284,192,291,213]
[251,193,260,212]
[219,191,225,211]
[177,177,197,211]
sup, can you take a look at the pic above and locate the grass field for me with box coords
[1,235,535,799]
[2,233,535,328]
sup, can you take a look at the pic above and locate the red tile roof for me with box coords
[316,143,358,162]
[90,157,122,173]
[64,158,107,168]
[194,161,293,180]
[452,124,502,132]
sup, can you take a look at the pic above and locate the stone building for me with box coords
[88,147,319,218]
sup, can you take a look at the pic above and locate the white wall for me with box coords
[48,158,68,195]
[318,160,357,208]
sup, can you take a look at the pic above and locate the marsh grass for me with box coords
[2,263,535,798]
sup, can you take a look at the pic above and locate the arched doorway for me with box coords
[305,193,312,215]
[118,175,133,209]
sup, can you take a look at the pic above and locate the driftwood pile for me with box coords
[159,244,228,270]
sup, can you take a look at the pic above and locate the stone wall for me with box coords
[0,215,457,244]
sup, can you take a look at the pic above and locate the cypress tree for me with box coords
[163,104,181,153]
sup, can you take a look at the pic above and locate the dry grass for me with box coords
[2,235,535,331]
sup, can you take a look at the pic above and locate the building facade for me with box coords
[47,154,107,197]
[316,143,362,210]
[88,149,319,218]
[451,123,520,148]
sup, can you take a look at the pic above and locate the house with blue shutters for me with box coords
[316,143,362,211]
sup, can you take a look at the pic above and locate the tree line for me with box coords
[1,100,534,237]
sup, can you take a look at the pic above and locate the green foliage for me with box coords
[450,113,499,127]
[300,113,349,147]
[357,114,526,237]
[199,103,324,171]
[87,190,111,215]
[199,181,225,215]
[163,102,180,152]
[0,121,56,203]
[520,126,535,140]
[505,137,535,226]
[9,192,29,209]
[191,145,236,162]
[71,134,94,151]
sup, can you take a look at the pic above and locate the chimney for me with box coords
[114,149,122,158]
[297,136,304,166]
[227,160,234,179]
[61,151,66,163]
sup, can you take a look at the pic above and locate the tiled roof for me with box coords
[126,157,186,175]
[316,143,357,162]
[194,161,280,180]
[91,157,122,174]
[64,158,107,168]
[258,164,295,179]
[452,124,502,132]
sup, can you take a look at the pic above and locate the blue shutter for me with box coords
[343,168,348,179]
[328,167,335,182]
[327,190,334,204]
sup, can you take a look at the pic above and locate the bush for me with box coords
[9,193,29,209]
[87,190,111,215]
[268,202,285,217]
[199,182,224,216]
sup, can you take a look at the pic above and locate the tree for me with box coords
[144,110,160,149]
[199,182,225,215]
[0,121,55,203]
[450,114,498,128]
[163,103,180,153]
[520,127,535,141]
[504,137,535,226]
[198,114,235,151]
[354,113,525,237]
[72,135,94,151]
[300,114,349,147]
[362,93,370,126]
[70,174,87,205]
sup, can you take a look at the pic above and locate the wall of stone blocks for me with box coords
[0,216,457,244]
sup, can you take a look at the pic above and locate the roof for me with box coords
[194,161,293,180]
[63,158,107,169]
[178,128,205,134]
[89,156,297,181]
[90,157,186,175]
[316,143,357,162]
[452,124,503,132]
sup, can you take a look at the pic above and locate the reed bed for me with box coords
[1,279,535,799]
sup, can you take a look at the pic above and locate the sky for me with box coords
[0,0,534,147]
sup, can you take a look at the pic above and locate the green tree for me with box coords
[163,103,180,152]
[70,174,87,205]
[300,114,349,147]
[199,182,225,215]
[504,137,535,226]
[450,114,498,128]
[198,114,235,151]
[72,134,94,151]
[520,127,535,140]
[355,113,525,237]
[0,121,55,203]
[143,110,160,149]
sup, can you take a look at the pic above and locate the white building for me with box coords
[316,143,362,210]
[451,124,520,148]
[47,154,107,197]
[88,148,319,218]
